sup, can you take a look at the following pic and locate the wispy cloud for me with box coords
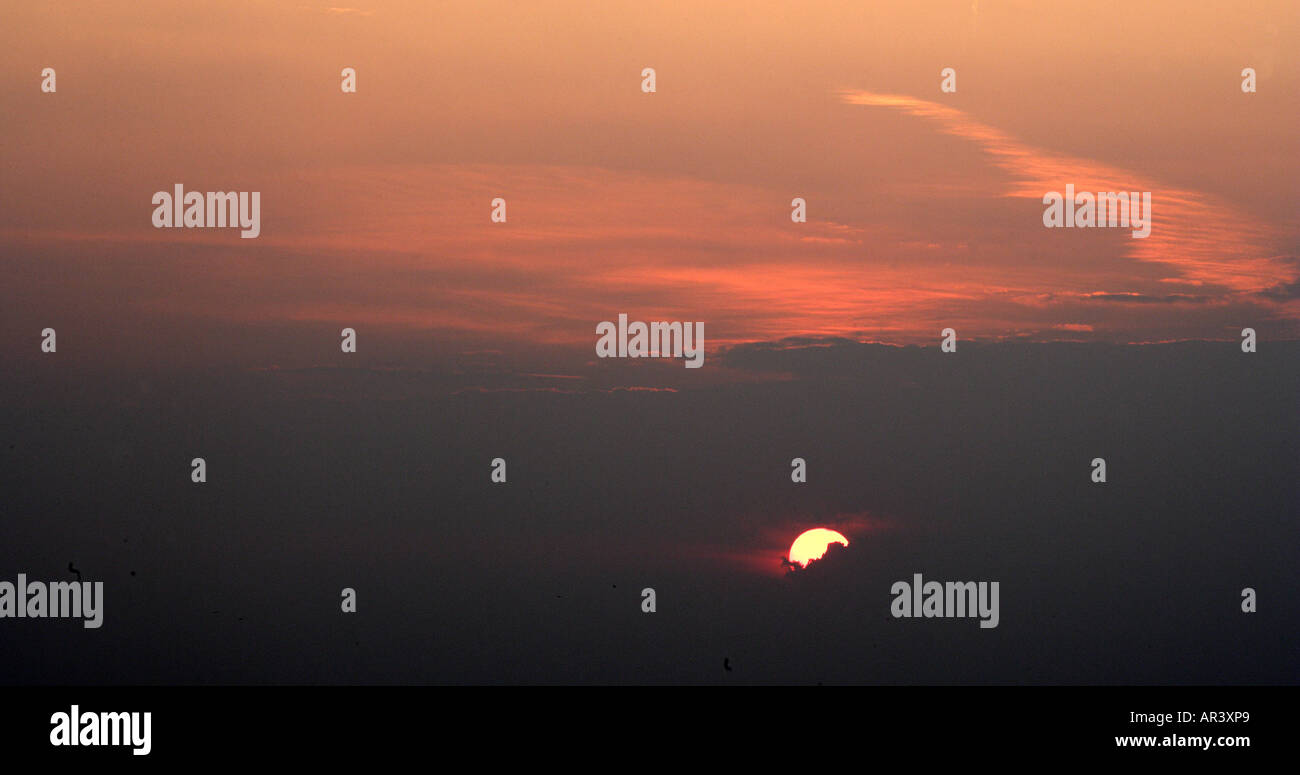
[839,90,1297,295]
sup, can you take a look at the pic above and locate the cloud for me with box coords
[1074,291,1213,305]
[6,116,1297,354]
[1260,280,1300,301]
[839,90,1297,294]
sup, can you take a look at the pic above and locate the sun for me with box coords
[788,528,849,568]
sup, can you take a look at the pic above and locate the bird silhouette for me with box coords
[723,657,733,672]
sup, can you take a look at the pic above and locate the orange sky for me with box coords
[3,0,1298,372]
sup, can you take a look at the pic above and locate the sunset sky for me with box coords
[1,2,1297,686]
[4,0,1298,384]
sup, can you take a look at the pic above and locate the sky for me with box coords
[1,1,1297,684]
[3,0,1298,380]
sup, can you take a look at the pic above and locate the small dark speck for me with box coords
[129,571,136,577]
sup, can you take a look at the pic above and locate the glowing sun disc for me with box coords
[789,528,849,568]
